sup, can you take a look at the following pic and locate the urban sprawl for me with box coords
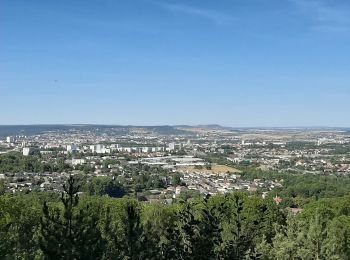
[1,125,350,204]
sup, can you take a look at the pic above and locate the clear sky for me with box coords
[1,0,350,126]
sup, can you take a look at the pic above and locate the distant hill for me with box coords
[0,125,192,137]
[174,124,233,131]
[0,124,348,137]
[174,124,236,133]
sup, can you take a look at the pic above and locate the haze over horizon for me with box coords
[1,0,350,126]
[0,124,349,130]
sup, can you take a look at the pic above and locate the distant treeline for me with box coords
[242,169,350,206]
[0,125,191,137]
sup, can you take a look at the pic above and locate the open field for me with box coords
[178,165,242,174]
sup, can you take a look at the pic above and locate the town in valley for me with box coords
[1,125,349,205]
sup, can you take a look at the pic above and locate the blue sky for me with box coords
[1,0,350,126]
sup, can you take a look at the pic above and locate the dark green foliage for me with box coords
[218,194,251,260]
[171,172,183,186]
[164,194,270,259]
[0,195,42,259]
[196,195,226,258]
[2,181,350,259]
[0,180,5,195]
[83,176,126,198]
[257,196,350,259]
[177,189,201,201]
[119,165,168,193]
[39,176,104,259]
[123,204,146,259]
[0,152,72,173]
[242,169,350,204]
[161,201,201,259]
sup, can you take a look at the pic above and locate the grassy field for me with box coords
[179,165,241,174]
[212,165,242,173]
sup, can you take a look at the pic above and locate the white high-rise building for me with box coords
[168,142,175,151]
[6,136,13,143]
[66,144,78,153]
[90,144,110,154]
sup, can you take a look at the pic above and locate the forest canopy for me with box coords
[1,175,350,259]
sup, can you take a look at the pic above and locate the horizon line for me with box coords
[0,124,349,129]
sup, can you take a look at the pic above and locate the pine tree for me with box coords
[254,235,271,260]
[197,195,226,259]
[122,203,146,260]
[268,215,301,259]
[39,175,104,259]
[163,201,201,259]
[222,194,248,259]
[301,212,327,260]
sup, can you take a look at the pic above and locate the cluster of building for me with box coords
[180,172,282,195]
[1,126,350,200]
[0,172,69,193]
